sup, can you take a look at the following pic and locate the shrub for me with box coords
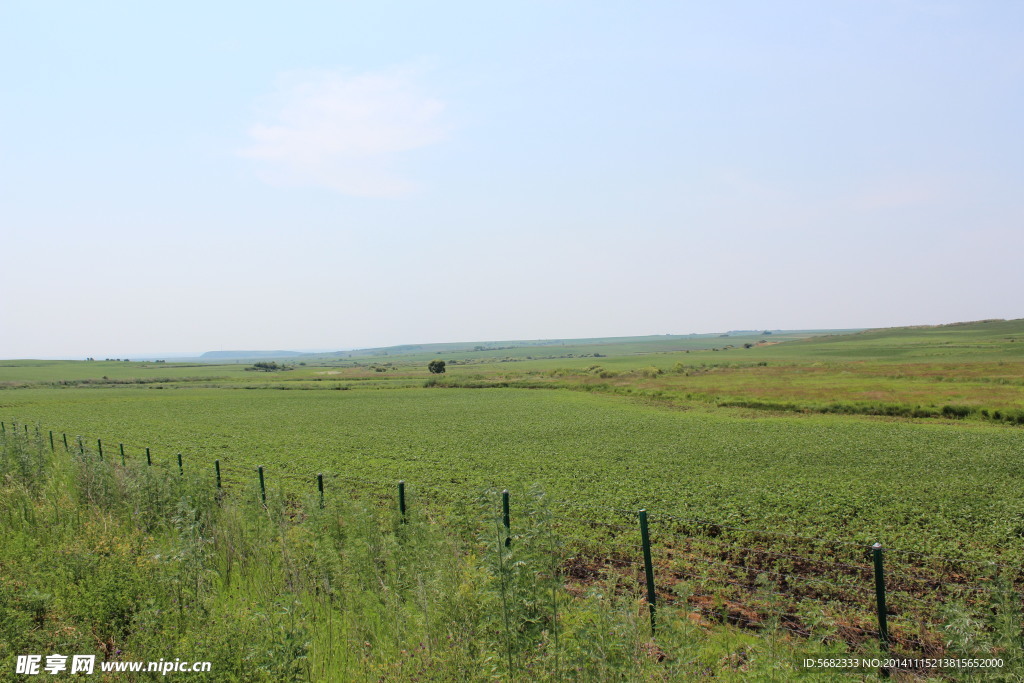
[941,405,973,419]
[248,361,284,372]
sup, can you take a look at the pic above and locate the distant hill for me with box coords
[191,330,867,364]
[742,318,1024,362]
[335,330,859,358]
[199,350,304,360]
[265,330,858,365]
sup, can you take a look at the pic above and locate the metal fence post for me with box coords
[872,543,890,650]
[502,489,511,547]
[398,481,406,521]
[639,509,657,634]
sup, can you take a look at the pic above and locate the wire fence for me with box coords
[2,417,1019,673]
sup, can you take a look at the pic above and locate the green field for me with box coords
[3,319,1023,558]
[3,319,1024,678]
[3,385,1022,560]
[3,431,880,681]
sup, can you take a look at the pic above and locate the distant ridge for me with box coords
[199,350,303,360]
[335,330,857,358]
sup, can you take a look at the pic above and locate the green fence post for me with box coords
[502,489,511,547]
[1,422,4,434]
[177,453,183,476]
[24,424,28,436]
[398,481,406,521]
[639,509,657,634]
[119,443,125,466]
[872,543,890,651]
[215,460,222,489]
[97,439,103,460]
[49,431,54,452]
[146,447,152,467]
[258,466,266,504]
[63,433,68,452]
[78,437,84,455]
[317,473,324,509]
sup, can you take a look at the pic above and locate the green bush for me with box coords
[941,404,973,419]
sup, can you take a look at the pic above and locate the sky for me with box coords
[2,1,1022,358]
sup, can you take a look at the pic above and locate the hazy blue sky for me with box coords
[2,1,1022,358]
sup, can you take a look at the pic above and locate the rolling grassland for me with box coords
[2,319,1023,679]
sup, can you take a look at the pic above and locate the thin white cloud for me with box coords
[240,66,447,197]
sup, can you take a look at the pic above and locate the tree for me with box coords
[428,359,446,374]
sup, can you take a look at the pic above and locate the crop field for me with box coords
[3,385,1023,558]
[2,319,1024,678]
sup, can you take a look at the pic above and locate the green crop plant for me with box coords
[2,426,911,680]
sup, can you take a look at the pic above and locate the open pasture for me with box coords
[503,359,1024,414]
[425,319,1024,417]
[0,359,244,384]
